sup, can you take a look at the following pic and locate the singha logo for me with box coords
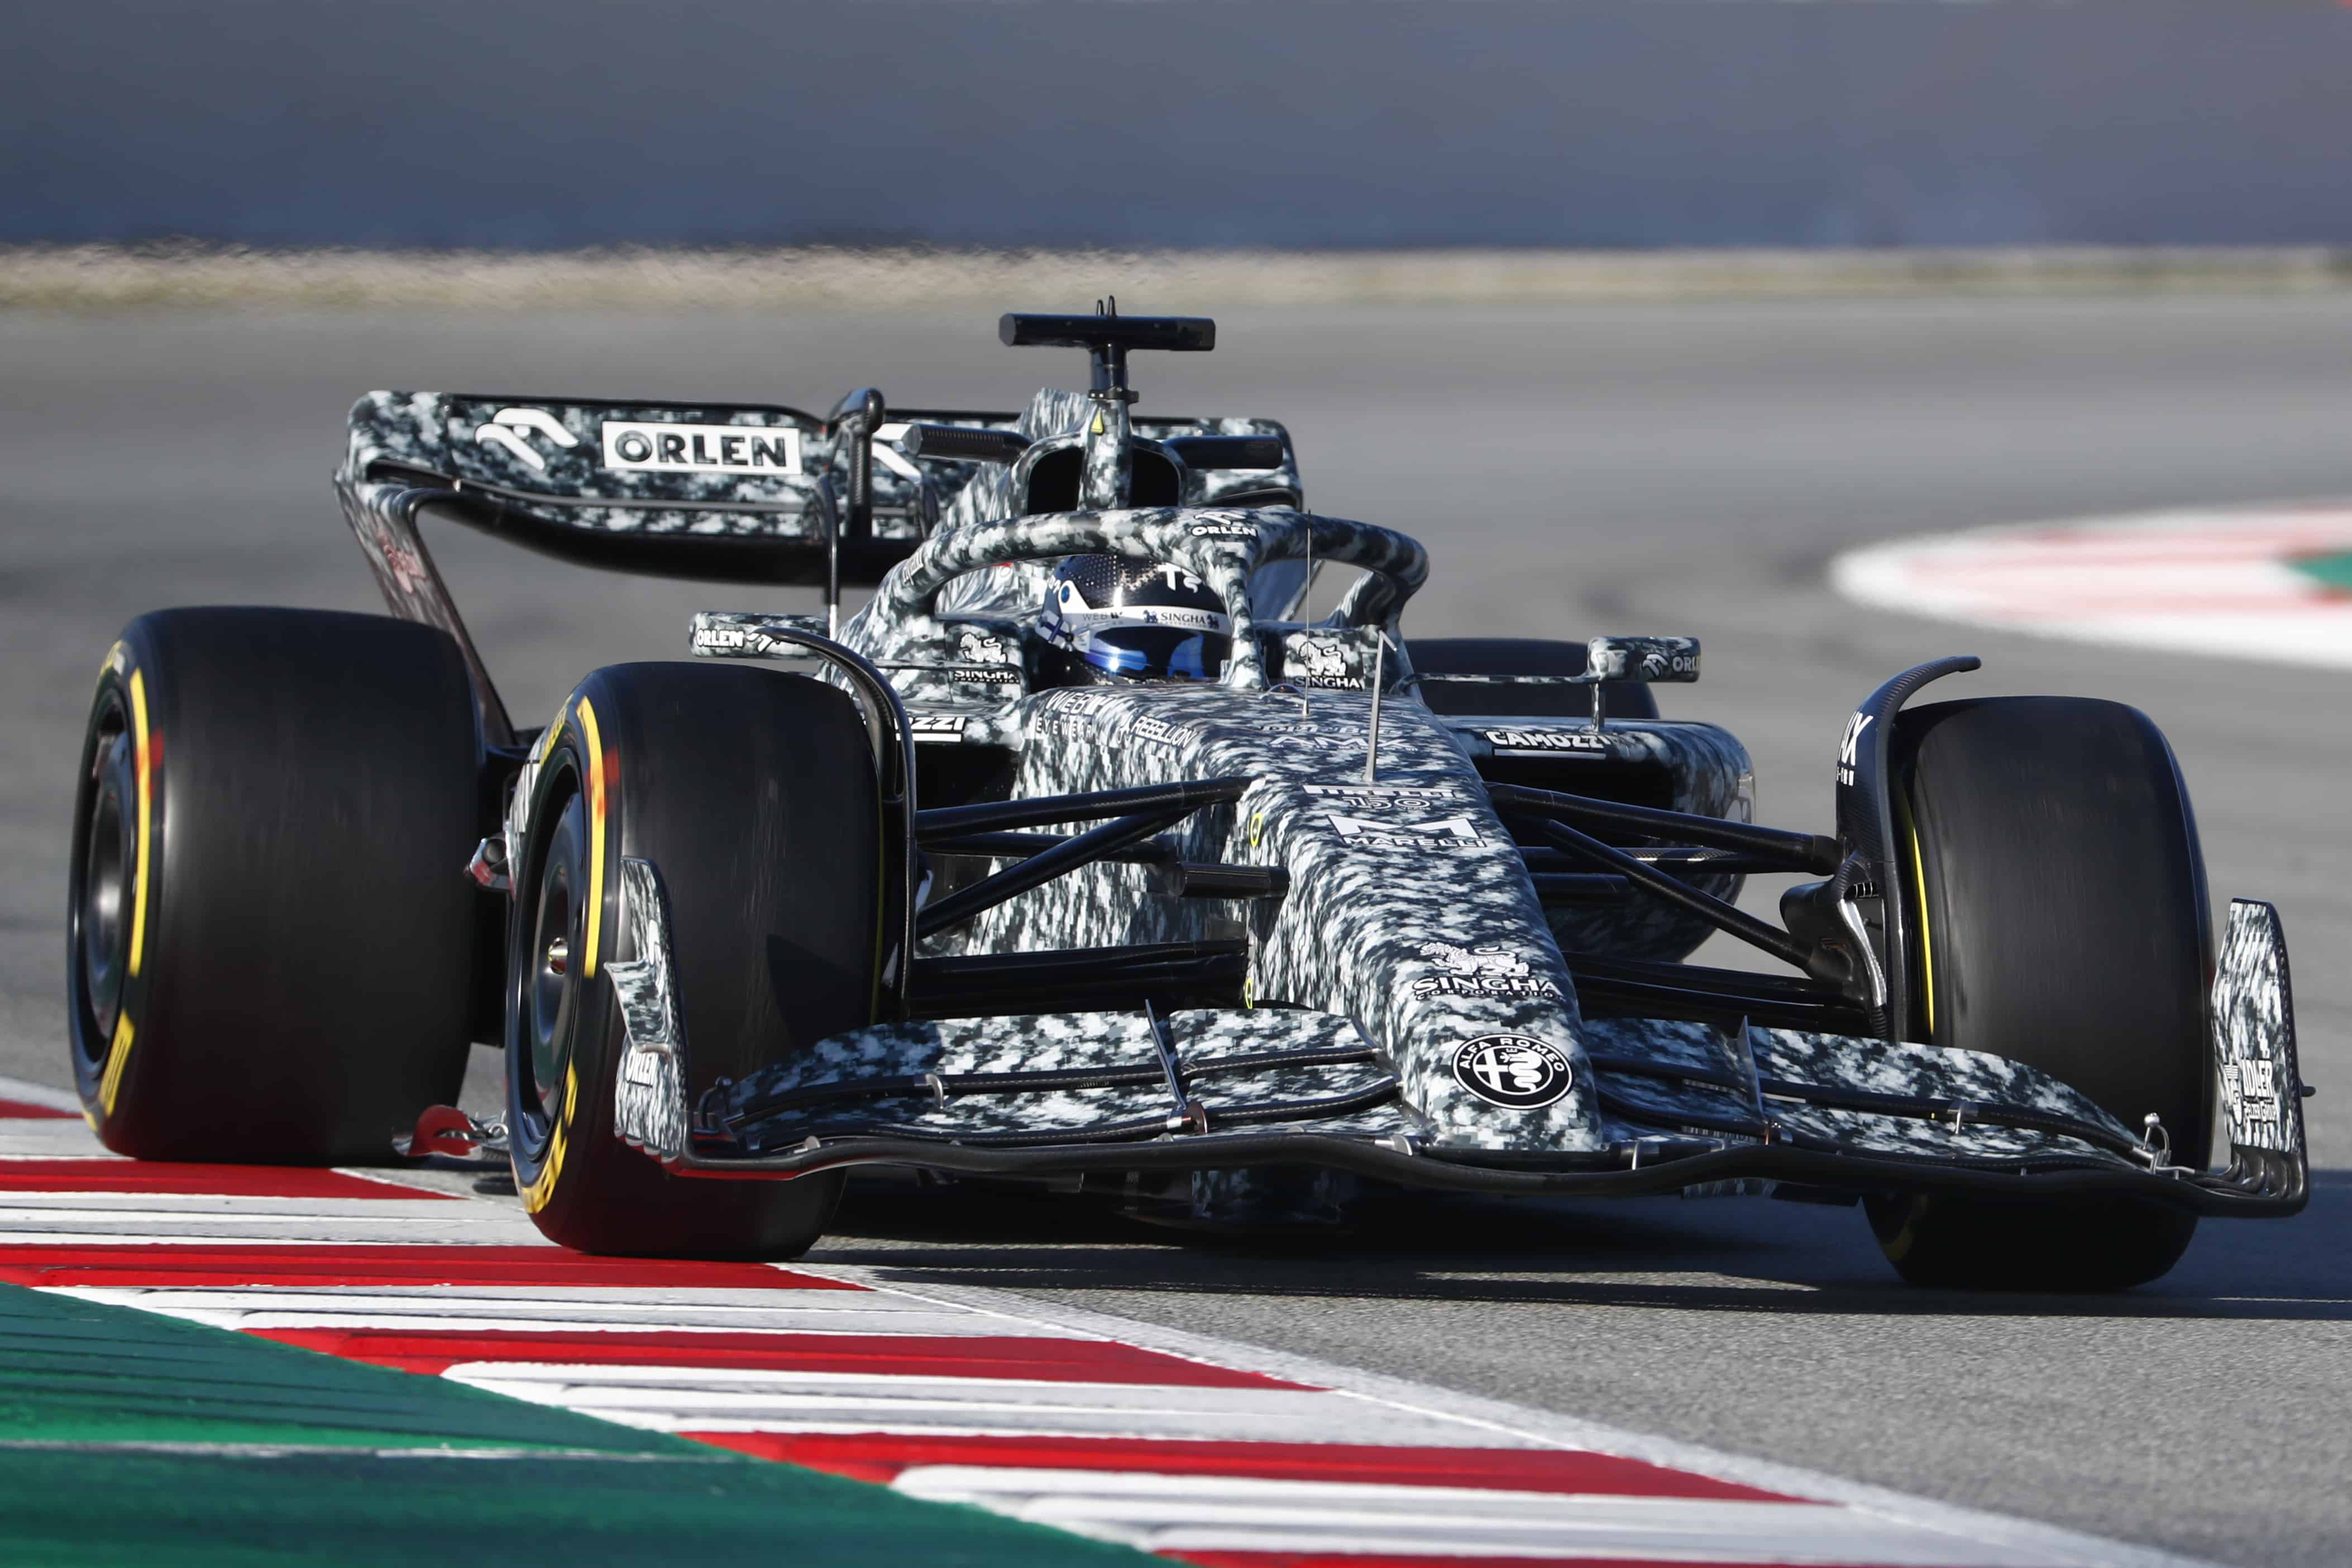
[1410,940,1560,1000]
[1418,941,1529,979]
[957,630,1013,666]
[1290,638,1358,688]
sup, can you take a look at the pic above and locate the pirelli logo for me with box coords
[600,420,802,476]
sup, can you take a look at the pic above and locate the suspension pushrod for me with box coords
[916,777,1251,839]
[1512,813,1820,974]
[928,831,1178,864]
[1520,844,1784,876]
[918,807,1191,936]
[1561,949,1852,1002]
[1488,782,1839,873]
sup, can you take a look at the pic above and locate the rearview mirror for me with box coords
[1586,637,1700,683]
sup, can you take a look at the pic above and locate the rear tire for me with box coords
[66,609,481,1161]
[1866,696,2210,1290]
[506,662,877,1258]
[1409,638,1660,721]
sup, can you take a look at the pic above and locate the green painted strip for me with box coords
[0,1284,1148,1565]
[0,1446,1149,1566]
[2289,550,2352,591]
[0,1281,650,1452]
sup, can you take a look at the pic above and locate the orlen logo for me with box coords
[1641,648,1699,679]
[600,420,802,476]
[472,407,578,472]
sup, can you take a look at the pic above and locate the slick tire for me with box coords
[66,608,481,1161]
[1867,696,2211,1291]
[1408,638,1660,721]
[506,663,877,1258]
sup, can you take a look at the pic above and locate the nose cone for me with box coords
[1241,762,1597,1155]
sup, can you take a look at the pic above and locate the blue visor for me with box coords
[1083,627,1230,681]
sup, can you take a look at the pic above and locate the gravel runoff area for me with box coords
[2,295,2349,1565]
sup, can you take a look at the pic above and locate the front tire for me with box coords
[66,609,481,1161]
[506,662,878,1258]
[1867,696,2210,1290]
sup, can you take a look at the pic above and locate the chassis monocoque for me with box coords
[66,312,2308,1289]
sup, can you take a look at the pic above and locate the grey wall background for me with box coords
[8,1,2351,250]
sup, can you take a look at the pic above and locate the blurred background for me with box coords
[8,7,2352,1559]
[10,0,2352,250]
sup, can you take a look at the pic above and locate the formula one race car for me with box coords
[66,309,2310,1290]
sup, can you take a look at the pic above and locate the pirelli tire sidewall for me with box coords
[66,609,481,1160]
[505,664,869,1259]
[68,654,146,1124]
[1870,694,2210,1291]
[505,737,601,1231]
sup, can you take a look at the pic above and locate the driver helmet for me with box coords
[1040,555,1231,681]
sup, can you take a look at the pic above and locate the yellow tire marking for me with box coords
[126,670,153,981]
[522,1065,577,1214]
[99,1016,134,1116]
[579,699,606,979]
[1882,1194,1930,1261]
[525,707,597,1215]
[1902,800,1935,1039]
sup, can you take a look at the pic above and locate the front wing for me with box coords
[609,858,2306,1218]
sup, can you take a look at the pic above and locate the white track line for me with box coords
[0,1079,84,1114]
[51,1285,1069,1338]
[450,1365,1503,1447]
[0,1212,543,1241]
[899,1469,2060,1567]
[0,1125,127,1159]
[1831,501,2352,668]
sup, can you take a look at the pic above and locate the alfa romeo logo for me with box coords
[1451,1034,1574,1110]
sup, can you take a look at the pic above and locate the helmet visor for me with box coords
[1083,625,1230,681]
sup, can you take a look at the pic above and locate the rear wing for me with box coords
[336,391,1001,587]
[331,379,1299,744]
[336,389,986,742]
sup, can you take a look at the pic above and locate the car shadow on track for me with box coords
[814,1168,2352,1323]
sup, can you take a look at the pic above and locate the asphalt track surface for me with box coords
[4,297,2350,1565]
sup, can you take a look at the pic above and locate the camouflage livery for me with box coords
[342,326,2308,1242]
